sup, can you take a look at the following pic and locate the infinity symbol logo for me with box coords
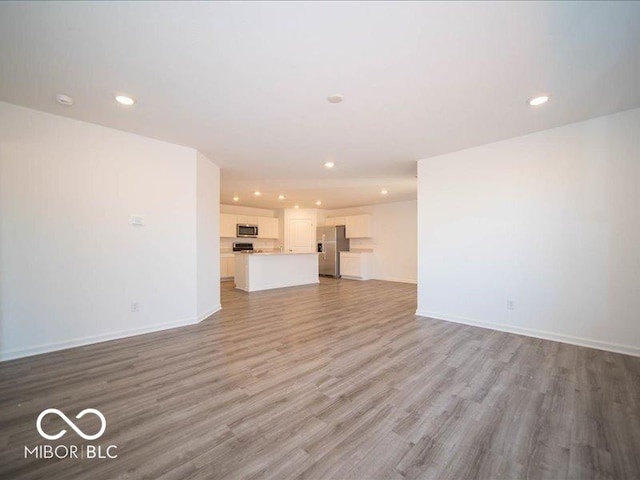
[36,408,107,441]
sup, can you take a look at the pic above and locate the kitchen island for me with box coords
[234,252,319,292]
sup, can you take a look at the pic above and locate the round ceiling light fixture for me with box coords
[324,161,335,169]
[315,200,322,206]
[56,94,74,107]
[115,95,136,106]
[528,95,549,106]
[233,196,239,202]
[327,94,343,104]
[254,191,261,196]
[381,189,388,195]
[278,194,285,200]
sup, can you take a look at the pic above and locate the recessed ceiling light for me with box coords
[528,95,549,106]
[278,194,285,200]
[324,162,335,169]
[233,196,239,202]
[315,200,322,206]
[327,94,343,104]
[294,205,299,209]
[381,189,388,195]
[254,191,261,196]
[55,94,74,106]
[115,95,135,106]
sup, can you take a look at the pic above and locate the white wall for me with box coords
[197,152,221,320]
[0,102,220,360]
[417,108,640,356]
[325,200,417,284]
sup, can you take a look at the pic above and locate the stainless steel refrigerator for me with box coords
[317,225,350,277]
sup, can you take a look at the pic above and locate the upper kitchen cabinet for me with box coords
[258,217,279,239]
[345,214,373,238]
[220,213,237,238]
[325,216,346,227]
[220,213,279,239]
[237,215,258,225]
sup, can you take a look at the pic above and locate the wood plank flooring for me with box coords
[1,278,639,479]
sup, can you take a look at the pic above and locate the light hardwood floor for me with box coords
[1,278,639,479]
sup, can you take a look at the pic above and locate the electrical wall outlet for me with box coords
[131,302,140,313]
[507,300,515,310]
[130,215,144,226]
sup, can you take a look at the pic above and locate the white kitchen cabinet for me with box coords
[221,214,280,239]
[236,215,258,225]
[234,252,319,292]
[340,254,356,277]
[258,217,279,239]
[220,214,237,238]
[220,256,227,278]
[220,254,235,279]
[340,252,373,280]
[325,216,346,227]
[345,214,372,238]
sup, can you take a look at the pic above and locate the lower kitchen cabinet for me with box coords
[220,254,235,280]
[340,252,373,280]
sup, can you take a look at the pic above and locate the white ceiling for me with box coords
[1,1,639,209]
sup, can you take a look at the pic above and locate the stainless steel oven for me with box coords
[233,242,254,252]
[236,224,258,238]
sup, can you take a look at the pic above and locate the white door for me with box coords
[287,218,315,253]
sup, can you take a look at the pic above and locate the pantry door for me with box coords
[287,218,315,253]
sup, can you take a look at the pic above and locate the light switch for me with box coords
[130,215,144,226]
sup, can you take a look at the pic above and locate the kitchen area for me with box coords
[220,205,375,293]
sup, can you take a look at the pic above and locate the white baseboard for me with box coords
[374,277,417,285]
[0,316,202,362]
[415,310,640,357]
[339,276,416,284]
[341,275,370,281]
[198,304,222,322]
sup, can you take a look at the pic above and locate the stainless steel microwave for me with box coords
[237,224,258,238]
